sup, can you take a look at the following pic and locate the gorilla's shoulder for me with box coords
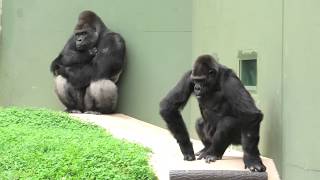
[99,32,125,50]
[218,65,240,83]
[184,70,193,80]
[220,65,235,75]
[103,31,123,39]
[185,70,192,76]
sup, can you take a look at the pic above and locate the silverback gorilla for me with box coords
[50,11,125,114]
[160,54,266,172]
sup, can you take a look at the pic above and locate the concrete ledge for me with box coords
[71,113,280,180]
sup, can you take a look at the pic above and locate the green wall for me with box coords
[282,0,320,179]
[0,0,192,128]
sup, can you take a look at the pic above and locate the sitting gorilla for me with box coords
[160,54,266,172]
[50,10,126,114]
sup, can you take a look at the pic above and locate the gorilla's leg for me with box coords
[241,113,266,172]
[54,75,84,113]
[198,116,237,163]
[195,118,212,156]
[84,79,118,114]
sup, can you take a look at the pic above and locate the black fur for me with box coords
[50,10,125,114]
[160,54,266,172]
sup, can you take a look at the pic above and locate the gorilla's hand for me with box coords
[55,65,69,77]
[88,47,98,56]
[183,154,196,161]
[51,63,63,76]
[178,142,196,161]
[50,54,64,75]
[50,62,59,75]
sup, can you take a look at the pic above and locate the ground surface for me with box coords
[0,107,156,179]
[72,113,280,180]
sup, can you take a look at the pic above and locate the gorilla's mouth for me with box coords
[76,44,87,51]
[194,88,208,99]
[194,91,202,99]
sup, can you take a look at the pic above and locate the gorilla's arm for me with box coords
[60,49,96,66]
[59,33,125,88]
[93,33,125,81]
[221,70,261,116]
[51,38,76,73]
[50,39,95,76]
[222,70,265,171]
[159,70,195,161]
[58,63,95,89]
[50,54,63,76]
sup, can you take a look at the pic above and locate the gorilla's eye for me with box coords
[209,69,215,75]
[193,77,208,86]
[76,32,87,36]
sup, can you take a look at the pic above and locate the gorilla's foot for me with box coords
[84,111,102,115]
[204,155,221,163]
[195,147,208,156]
[197,150,222,163]
[65,109,82,113]
[244,156,266,172]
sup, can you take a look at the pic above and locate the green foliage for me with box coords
[0,107,156,180]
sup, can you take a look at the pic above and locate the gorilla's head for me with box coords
[73,11,105,51]
[191,54,220,98]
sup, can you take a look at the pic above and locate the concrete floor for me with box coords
[71,113,280,180]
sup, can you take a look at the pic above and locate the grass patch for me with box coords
[0,107,156,179]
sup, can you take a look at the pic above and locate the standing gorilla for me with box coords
[160,54,266,172]
[50,10,126,114]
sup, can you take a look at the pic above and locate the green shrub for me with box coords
[0,107,156,180]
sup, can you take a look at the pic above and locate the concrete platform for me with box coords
[71,113,280,180]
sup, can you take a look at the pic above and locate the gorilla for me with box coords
[160,54,266,172]
[50,10,126,114]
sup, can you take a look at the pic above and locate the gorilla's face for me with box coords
[191,69,217,98]
[74,26,98,51]
[191,55,219,98]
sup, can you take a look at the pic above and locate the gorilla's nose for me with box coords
[194,85,201,91]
